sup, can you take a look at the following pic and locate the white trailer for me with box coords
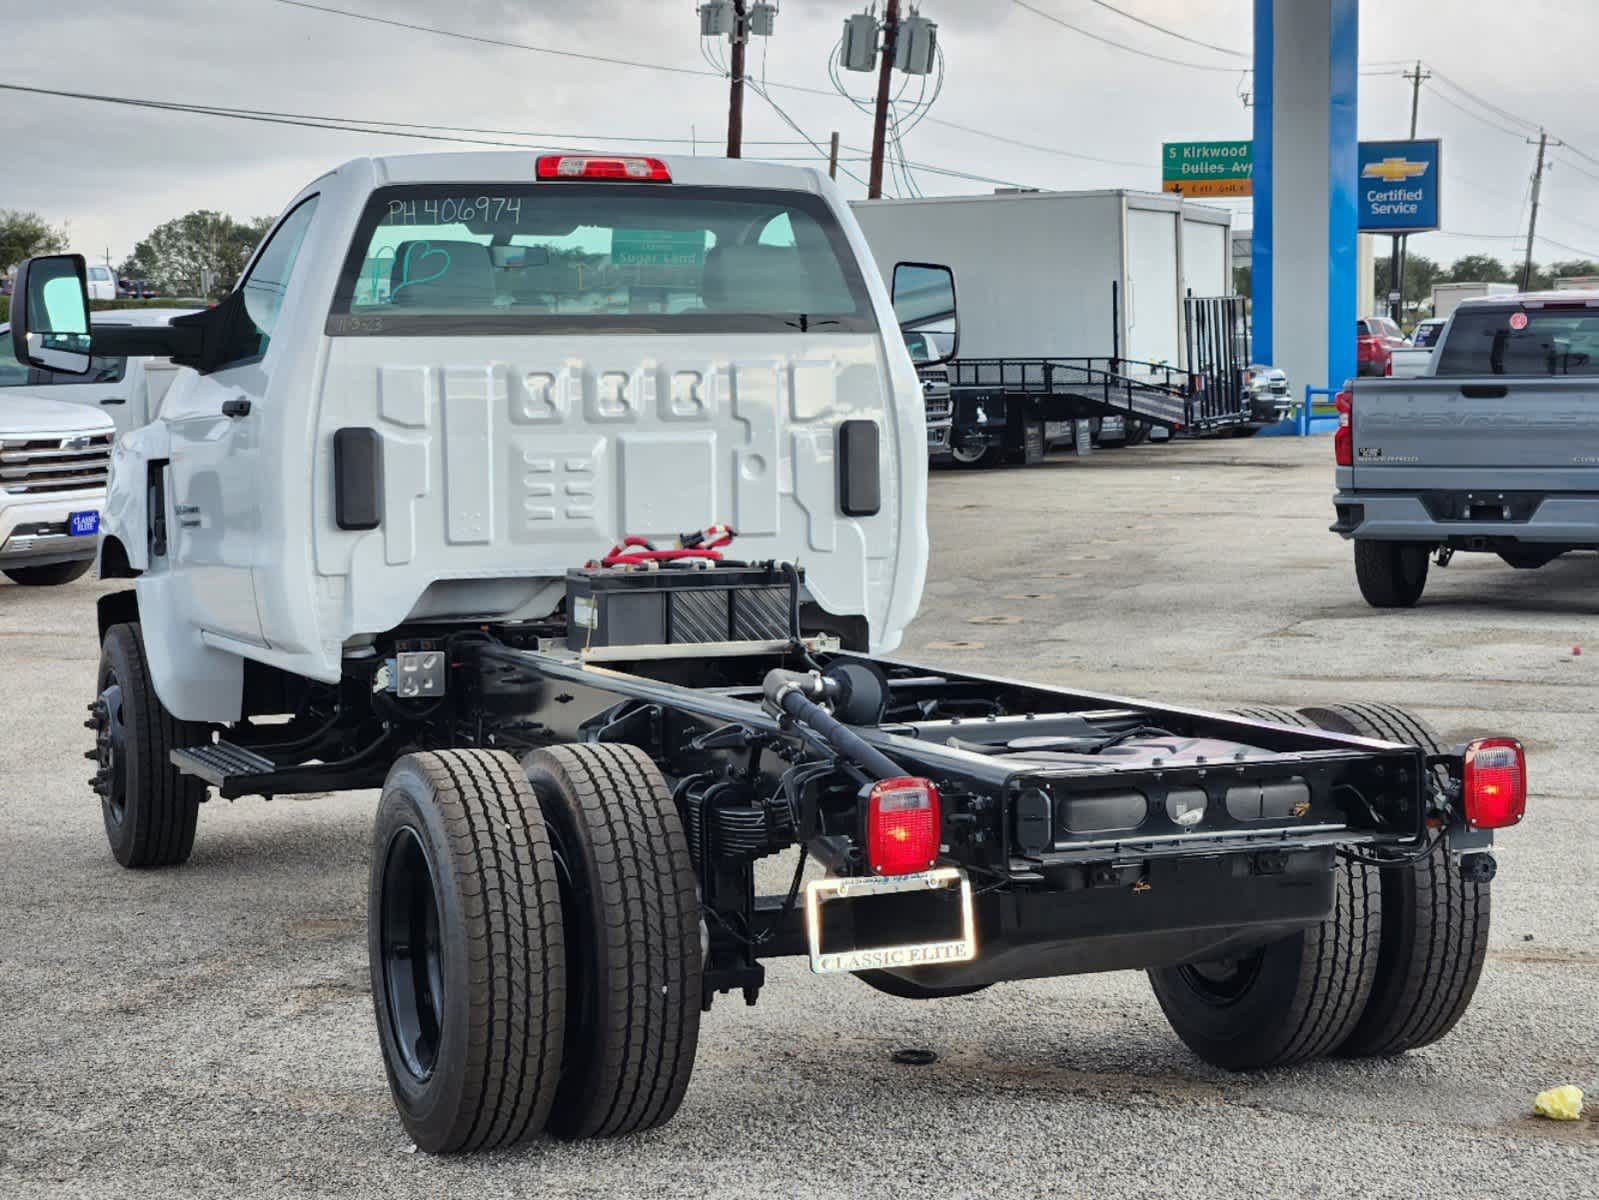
[1430,281,1515,320]
[852,191,1242,465]
[851,190,1232,370]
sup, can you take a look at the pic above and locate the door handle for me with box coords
[222,397,253,418]
[100,397,126,405]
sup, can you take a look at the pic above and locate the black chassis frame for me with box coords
[183,624,1439,1007]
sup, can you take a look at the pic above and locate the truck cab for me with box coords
[13,153,928,718]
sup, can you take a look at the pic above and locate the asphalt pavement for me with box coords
[2,435,1594,1198]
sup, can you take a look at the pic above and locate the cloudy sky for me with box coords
[8,0,1599,272]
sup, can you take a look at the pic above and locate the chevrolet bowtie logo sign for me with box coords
[1362,156,1430,184]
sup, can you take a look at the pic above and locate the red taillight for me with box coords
[866,777,941,876]
[1334,385,1354,466]
[536,154,671,182]
[1463,738,1526,830]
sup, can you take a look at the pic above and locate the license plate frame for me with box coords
[803,867,977,975]
[68,510,100,537]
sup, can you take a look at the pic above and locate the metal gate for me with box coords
[1183,294,1248,429]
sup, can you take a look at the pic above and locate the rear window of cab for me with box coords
[1435,306,1599,376]
[325,183,876,336]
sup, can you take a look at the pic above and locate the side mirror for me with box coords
[11,254,92,375]
[891,261,958,365]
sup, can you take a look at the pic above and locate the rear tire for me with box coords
[1297,702,1491,1057]
[949,441,1000,469]
[369,750,567,1154]
[1148,856,1380,1070]
[522,743,702,1139]
[1353,540,1430,607]
[93,623,205,868]
[1123,420,1150,446]
[4,558,92,586]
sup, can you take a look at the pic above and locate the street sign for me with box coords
[1358,139,1441,233]
[1162,141,1252,197]
[611,229,706,267]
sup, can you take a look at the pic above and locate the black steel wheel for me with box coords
[521,743,702,1140]
[92,623,205,868]
[369,750,567,1154]
[1299,703,1491,1057]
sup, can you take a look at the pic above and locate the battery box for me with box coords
[565,563,801,651]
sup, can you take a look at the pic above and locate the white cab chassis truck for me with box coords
[13,154,1522,1154]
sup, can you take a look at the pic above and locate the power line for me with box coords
[1008,0,1240,72]
[744,80,873,190]
[1080,0,1247,57]
[269,0,1152,183]
[1427,68,1541,134]
[271,0,722,80]
[0,80,822,155]
[1422,80,1527,140]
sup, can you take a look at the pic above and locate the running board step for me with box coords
[171,739,393,798]
[171,741,278,786]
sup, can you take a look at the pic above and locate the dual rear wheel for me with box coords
[1149,703,1490,1070]
[368,744,702,1154]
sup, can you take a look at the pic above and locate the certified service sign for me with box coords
[1358,138,1441,233]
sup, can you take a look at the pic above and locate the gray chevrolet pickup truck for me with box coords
[1332,291,1599,606]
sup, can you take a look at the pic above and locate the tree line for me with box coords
[2,208,272,300]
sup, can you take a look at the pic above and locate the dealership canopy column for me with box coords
[1252,0,1358,398]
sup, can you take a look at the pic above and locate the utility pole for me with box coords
[1389,59,1430,323]
[828,130,841,180]
[726,0,747,158]
[867,0,901,200]
[1522,128,1555,291]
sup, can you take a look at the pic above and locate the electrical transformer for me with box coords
[699,0,733,38]
[840,11,880,72]
[895,12,938,75]
[748,1,778,37]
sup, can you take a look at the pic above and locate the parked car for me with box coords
[0,338,113,586]
[1355,316,1407,376]
[118,278,158,299]
[0,308,197,436]
[1334,290,1599,605]
[82,263,118,301]
[1387,317,1446,378]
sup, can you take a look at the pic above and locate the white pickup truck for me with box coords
[0,330,114,584]
[11,154,1517,1158]
[0,309,193,585]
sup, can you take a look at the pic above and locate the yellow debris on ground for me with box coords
[1533,1085,1585,1121]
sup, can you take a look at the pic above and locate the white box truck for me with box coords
[852,190,1241,466]
[1430,281,1515,320]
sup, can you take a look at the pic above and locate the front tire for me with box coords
[369,750,567,1154]
[1148,856,1380,1070]
[522,744,702,1139]
[93,623,206,868]
[1298,703,1491,1057]
[5,558,93,586]
[1353,540,1430,607]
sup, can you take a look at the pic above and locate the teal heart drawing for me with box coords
[392,241,453,298]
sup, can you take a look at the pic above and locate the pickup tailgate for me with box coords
[1352,376,1599,491]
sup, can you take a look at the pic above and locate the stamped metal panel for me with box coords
[311,332,910,650]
